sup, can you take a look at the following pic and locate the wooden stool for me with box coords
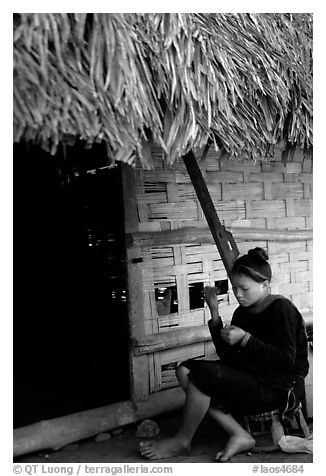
[242,404,311,452]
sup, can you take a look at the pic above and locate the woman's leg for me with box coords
[176,364,254,461]
[139,381,211,459]
[208,407,255,461]
[175,363,190,390]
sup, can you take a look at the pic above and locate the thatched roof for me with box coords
[13,13,313,168]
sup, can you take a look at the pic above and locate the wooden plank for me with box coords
[128,226,313,248]
[132,325,211,355]
[13,387,185,457]
[183,150,240,280]
[148,352,162,392]
[129,355,150,400]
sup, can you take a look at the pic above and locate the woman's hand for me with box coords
[220,325,246,346]
[204,286,222,325]
[204,286,219,310]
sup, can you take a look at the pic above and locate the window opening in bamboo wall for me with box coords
[189,282,204,309]
[215,279,229,301]
[155,286,178,315]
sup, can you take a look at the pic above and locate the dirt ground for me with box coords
[15,410,313,464]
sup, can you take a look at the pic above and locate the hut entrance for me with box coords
[14,142,130,428]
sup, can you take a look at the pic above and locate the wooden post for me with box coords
[183,151,239,281]
[121,163,150,401]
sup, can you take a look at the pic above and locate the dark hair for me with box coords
[231,247,272,282]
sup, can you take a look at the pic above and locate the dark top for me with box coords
[208,295,309,396]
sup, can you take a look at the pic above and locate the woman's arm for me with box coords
[204,286,223,326]
[204,287,240,361]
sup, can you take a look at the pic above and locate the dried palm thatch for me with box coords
[13,13,312,168]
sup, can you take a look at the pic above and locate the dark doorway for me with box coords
[14,142,130,427]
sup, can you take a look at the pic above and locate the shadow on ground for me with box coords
[16,411,313,464]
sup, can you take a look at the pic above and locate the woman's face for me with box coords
[232,273,269,307]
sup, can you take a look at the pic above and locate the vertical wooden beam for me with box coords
[183,151,240,281]
[121,163,150,401]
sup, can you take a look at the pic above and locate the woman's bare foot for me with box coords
[215,433,255,462]
[139,437,191,460]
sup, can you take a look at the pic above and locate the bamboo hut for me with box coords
[13,13,313,456]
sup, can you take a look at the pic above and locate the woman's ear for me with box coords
[262,280,270,289]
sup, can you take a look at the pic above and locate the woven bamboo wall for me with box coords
[129,144,312,396]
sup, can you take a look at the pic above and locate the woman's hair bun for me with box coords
[248,247,269,261]
[232,247,272,281]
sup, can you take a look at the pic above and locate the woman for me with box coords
[139,248,309,461]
